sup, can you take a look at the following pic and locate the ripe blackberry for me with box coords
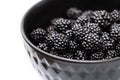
[45,35,54,48]
[31,28,46,43]
[67,8,82,19]
[37,43,49,52]
[51,18,71,33]
[52,33,69,50]
[101,32,115,50]
[50,47,68,56]
[106,50,120,59]
[82,33,101,51]
[73,50,87,60]
[83,22,101,34]
[115,41,120,52]
[76,15,89,26]
[65,30,74,40]
[61,53,74,59]
[110,23,120,40]
[91,10,112,28]
[90,51,104,60]
[69,40,79,51]
[71,22,86,41]
[111,10,120,22]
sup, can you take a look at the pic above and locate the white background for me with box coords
[0,0,44,80]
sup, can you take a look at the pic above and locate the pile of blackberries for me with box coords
[31,8,120,60]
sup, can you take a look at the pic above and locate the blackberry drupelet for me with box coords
[90,51,104,60]
[111,10,120,22]
[51,18,71,33]
[31,28,46,43]
[110,23,120,40]
[101,32,115,50]
[67,8,82,19]
[91,10,112,29]
[106,50,120,59]
[82,33,101,51]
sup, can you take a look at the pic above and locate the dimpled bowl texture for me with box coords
[21,0,120,80]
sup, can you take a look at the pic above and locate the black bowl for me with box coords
[21,0,120,80]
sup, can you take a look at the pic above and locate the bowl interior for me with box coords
[23,0,120,45]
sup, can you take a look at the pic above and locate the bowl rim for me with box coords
[21,1,120,64]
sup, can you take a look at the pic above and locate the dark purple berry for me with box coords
[110,23,120,40]
[82,33,101,51]
[65,30,74,40]
[90,51,104,60]
[101,32,115,50]
[51,18,71,33]
[73,50,87,60]
[31,28,46,43]
[45,35,54,48]
[52,33,69,50]
[71,22,86,41]
[106,50,120,59]
[37,43,49,52]
[69,40,79,51]
[91,10,112,28]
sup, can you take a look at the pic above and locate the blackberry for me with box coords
[67,8,82,19]
[50,47,69,57]
[106,50,120,59]
[91,10,112,28]
[76,15,89,26]
[83,22,101,34]
[61,53,74,59]
[51,18,71,33]
[101,32,115,50]
[110,23,120,40]
[69,40,79,51]
[65,30,74,40]
[45,35,54,48]
[31,28,46,43]
[73,50,87,60]
[52,33,69,50]
[37,43,49,52]
[111,10,120,22]
[115,41,120,52]
[82,33,101,51]
[71,22,86,41]
[90,51,104,60]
